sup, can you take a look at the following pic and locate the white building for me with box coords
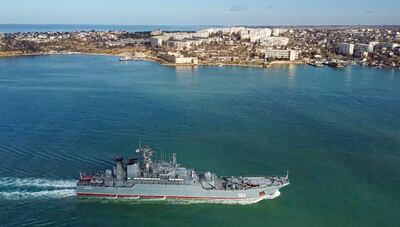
[221,27,245,35]
[150,29,163,36]
[150,34,171,47]
[197,28,219,36]
[337,43,354,56]
[150,37,163,47]
[353,43,375,57]
[357,43,375,53]
[377,42,399,50]
[167,40,191,49]
[240,28,272,42]
[206,37,223,43]
[37,34,48,39]
[167,37,217,49]
[193,31,211,38]
[272,28,281,37]
[264,49,299,61]
[174,56,199,65]
[259,37,289,47]
[168,32,193,40]
[159,52,198,65]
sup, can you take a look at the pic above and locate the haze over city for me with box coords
[0,0,399,25]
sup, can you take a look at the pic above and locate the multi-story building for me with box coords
[159,52,198,65]
[395,46,400,55]
[221,27,245,35]
[167,38,208,49]
[150,29,163,36]
[337,43,354,56]
[353,43,375,57]
[149,34,173,47]
[193,31,211,38]
[168,32,193,40]
[150,37,163,47]
[264,49,299,61]
[272,28,281,37]
[376,42,399,50]
[174,56,199,64]
[167,40,191,49]
[197,28,219,36]
[0,33,3,49]
[259,37,289,47]
[240,28,272,42]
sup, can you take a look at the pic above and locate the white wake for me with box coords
[0,177,77,200]
[0,177,77,188]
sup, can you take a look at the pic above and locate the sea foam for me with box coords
[0,177,76,200]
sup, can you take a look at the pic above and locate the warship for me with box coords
[76,145,289,204]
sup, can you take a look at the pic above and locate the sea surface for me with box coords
[0,24,219,33]
[0,55,399,226]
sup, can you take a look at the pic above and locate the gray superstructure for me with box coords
[76,145,289,204]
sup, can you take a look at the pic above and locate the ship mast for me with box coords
[172,153,177,168]
[135,144,153,173]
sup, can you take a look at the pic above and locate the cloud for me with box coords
[364,10,374,14]
[229,5,247,12]
[265,4,274,10]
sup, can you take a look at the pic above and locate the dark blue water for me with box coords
[0,55,399,226]
[0,24,220,33]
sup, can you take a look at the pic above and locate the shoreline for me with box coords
[0,51,120,58]
[1,51,398,70]
[0,51,307,68]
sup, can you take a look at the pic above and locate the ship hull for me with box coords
[76,183,287,204]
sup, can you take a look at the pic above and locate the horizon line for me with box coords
[1,23,400,27]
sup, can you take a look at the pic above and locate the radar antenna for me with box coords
[135,143,153,172]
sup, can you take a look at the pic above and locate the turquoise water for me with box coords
[0,55,399,226]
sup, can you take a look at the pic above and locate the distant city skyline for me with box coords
[0,0,399,25]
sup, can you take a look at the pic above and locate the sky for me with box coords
[0,0,399,25]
